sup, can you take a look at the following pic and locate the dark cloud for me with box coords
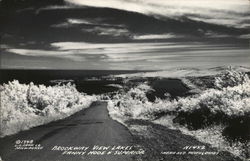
[1,0,249,69]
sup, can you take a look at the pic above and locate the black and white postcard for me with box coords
[0,0,249,161]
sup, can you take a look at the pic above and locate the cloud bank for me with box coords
[65,0,250,29]
[5,41,250,69]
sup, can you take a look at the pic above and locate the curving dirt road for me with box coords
[0,102,136,161]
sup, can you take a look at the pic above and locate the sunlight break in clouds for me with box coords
[65,0,250,28]
[133,34,177,40]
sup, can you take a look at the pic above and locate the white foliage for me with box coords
[106,69,250,159]
[214,69,249,89]
[108,70,250,120]
[0,80,96,137]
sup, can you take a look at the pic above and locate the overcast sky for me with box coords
[1,0,250,70]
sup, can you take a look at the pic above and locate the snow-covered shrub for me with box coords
[0,80,96,137]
